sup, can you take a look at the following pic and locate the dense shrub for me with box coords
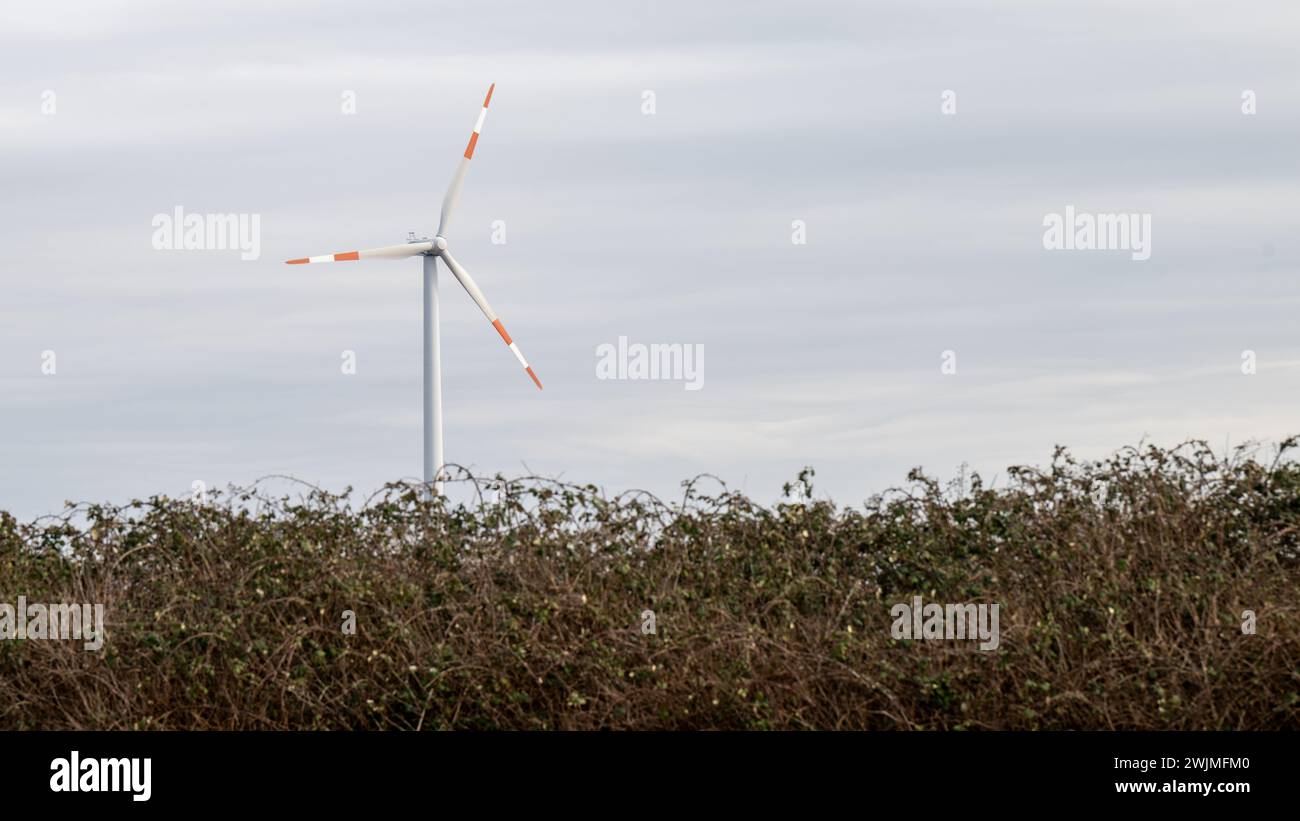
[1,439,1297,729]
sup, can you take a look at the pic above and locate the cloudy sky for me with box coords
[2,0,1298,518]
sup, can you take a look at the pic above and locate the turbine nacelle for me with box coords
[407,235,448,256]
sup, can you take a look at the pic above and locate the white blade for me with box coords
[285,241,432,265]
[440,249,542,390]
[437,83,494,239]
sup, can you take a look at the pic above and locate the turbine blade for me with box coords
[285,241,433,264]
[437,83,494,238]
[440,249,542,390]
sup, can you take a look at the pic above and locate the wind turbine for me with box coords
[286,84,541,497]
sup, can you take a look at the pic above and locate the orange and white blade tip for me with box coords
[463,83,494,160]
[286,251,359,264]
[492,317,541,389]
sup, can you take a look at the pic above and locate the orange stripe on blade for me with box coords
[286,258,309,264]
[334,251,360,261]
[492,318,512,345]
[526,366,542,390]
[464,132,479,159]
[483,83,495,108]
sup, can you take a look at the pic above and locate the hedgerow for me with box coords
[1,439,1296,729]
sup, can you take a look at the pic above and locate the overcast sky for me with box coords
[2,0,1298,519]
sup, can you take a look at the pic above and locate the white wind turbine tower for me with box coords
[286,84,541,497]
